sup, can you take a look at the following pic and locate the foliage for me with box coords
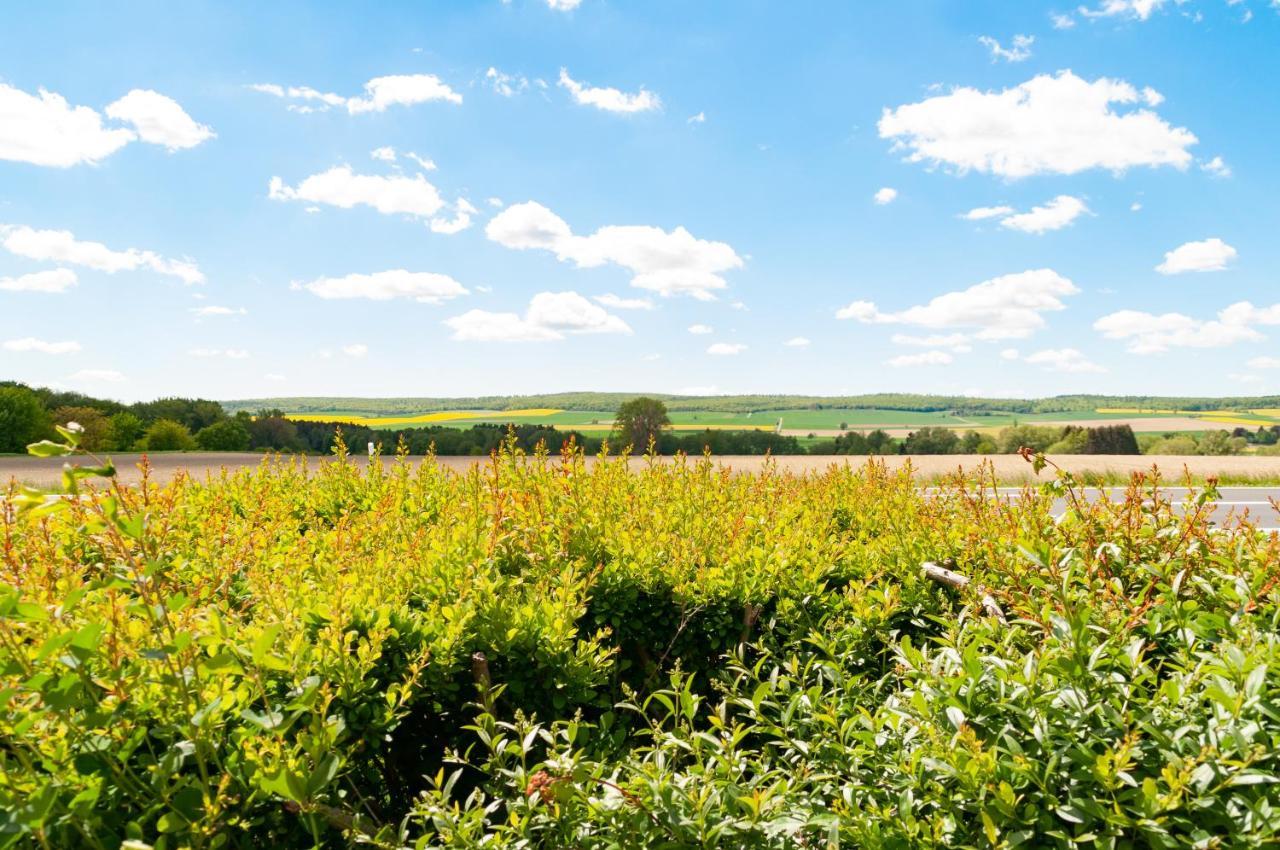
[140,418,197,451]
[105,412,145,452]
[0,386,52,453]
[903,426,961,454]
[3,437,1279,847]
[196,418,252,451]
[614,397,671,453]
[52,406,111,452]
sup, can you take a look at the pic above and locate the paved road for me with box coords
[2,453,1278,529]
[926,486,1280,531]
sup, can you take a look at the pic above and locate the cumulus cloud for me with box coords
[486,201,743,300]
[593,293,654,310]
[547,0,583,9]
[1024,348,1106,373]
[785,336,811,347]
[191,305,246,317]
[837,269,1079,339]
[103,89,215,150]
[295,269,468,304]
[249,74,461,113]
[0,83,210,168]
[874,187,899,205]
[1201,156,1232,178]
[979,34,1034,62]
[445,291,630,342]
[430,198,478,235]
[342,343,368,357]
[1094,301,1280,353]
[688,324,714,335]
[879,71,1196,178]
[1079,0,1168,20]
[707,342,747,355]
[269,166,449,222]
[1155,237,1237,274]
[0,225,204,284]
[3,337,81,354]
[890,332,973,352]
[1248,356,1280,369]
[962,205,1015,221]
[1052,13,1077,28]
[558,69,660,113]
[995,195,1091,234]
[887,350,953,367]
[485,67,529,97]
[0,268,78,293]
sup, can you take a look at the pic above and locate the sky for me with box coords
[2,0,1279,403]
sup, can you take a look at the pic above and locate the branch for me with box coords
[922,562,1008,625]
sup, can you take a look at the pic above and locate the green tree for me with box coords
[903,426,960,454]
[1146,435,1199,455]
[614,397,671,453]
[106,411,145,451]
[196,419,251,451]
[51,406,110,451]
[1046,426,1088,454]
[0,386,50,452]
[1083,424,1140,455]
[141,419,196,451]
[247,414,301,451]
[997,424,1063,454]
[1197,430,1246,456]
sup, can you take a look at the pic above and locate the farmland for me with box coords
[3,429,1280,847]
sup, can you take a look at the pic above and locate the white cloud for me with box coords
[191,305,246,316]
[103,89,215,150]
[295,269,468,304]
[0,225,204,284]
[998,195,1090,234]
[429,198,478,235]
[547,0,583,9]
[370,146,397,162]
[879,71,1197,178]
[890,332,973,352]
[962,205,1015,221]
[188,348,249,359]
[558,69,660,114]
[406,152,436,171]
[979,34,1034,62]
[264,373,286,382]
[707,342,747,355]
[69,369,125,383]
[1094,301,1280,353]
[1051,13,1077,28]
[688,324,714,334]
[0,268,78,293]
[488,197,505,208]
[0,82,209,167]
[486,201,743,300]
[1078,0,1169,21]
[269,166,446,221]
[785,336,811,347]
[837,269,1079,339]
[1247,356,1280,369]
[887,350,953,367]
[874,187,899,205]
[3,337,81,354]
[1201,156,1232,178]
[485,67,529,97]
[1024,347,1105,373]
[593,293,654,310]
[342,343,368,357]
[1000,348,1021,360]
[1131,201,1143,211]
[250,74,461,113]
[445,291,630,341]
[688,111,706,124]
[1155,237,1237,274]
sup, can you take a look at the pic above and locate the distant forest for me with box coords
[221,392,1280,416]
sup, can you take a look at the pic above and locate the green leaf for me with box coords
[26,440,72,458]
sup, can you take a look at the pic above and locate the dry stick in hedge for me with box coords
[921,562,1009,625]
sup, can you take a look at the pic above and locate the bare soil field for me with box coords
[5,452,1280,488]
[783,416,1222,439]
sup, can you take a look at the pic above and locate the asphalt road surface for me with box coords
[2,453,1278,530]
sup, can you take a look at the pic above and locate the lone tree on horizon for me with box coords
[615,397,671,453]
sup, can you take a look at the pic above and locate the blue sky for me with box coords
[2,0,1278,402]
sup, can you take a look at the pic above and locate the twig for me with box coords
[922,562,1008,625]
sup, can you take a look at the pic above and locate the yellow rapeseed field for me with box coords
[286,408,564,427]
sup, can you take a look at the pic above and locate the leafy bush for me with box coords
[2,439,1278,848]
[0,385,51,452]
[196,418,252,451]
[140,418,197,451]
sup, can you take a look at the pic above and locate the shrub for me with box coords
[105,411,145,451]
[0,385,51,452]
[140,417,196,451]
[196,418,252,451]
[51,406,110,451]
